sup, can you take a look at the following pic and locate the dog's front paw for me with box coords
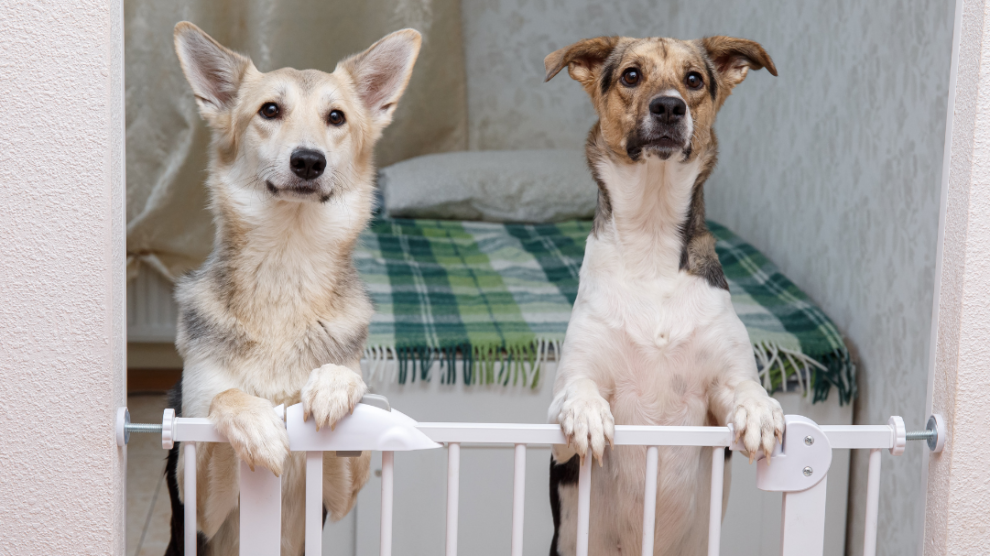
[557,393,614,466]
[209,389,289,476]
[731,389,785,463]
[301,364,367,431]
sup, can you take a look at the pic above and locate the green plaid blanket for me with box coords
[355,218,855,404]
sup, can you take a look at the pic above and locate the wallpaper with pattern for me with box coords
[461,1,956,554]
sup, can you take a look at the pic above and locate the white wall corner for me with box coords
[0,0,127,554]
[924,0,990,554]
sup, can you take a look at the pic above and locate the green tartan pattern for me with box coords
[354,218,855,404]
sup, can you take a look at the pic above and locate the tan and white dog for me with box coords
[545,36,784,556]
[163,22,421,556]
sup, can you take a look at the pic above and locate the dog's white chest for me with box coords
[568,256,741,428]
[591,271,720,355]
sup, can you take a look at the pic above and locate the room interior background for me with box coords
[124,2,956,555]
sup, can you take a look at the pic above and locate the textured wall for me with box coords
[0,1,127,554]
[925,0,990,553]
[462,2,955,555]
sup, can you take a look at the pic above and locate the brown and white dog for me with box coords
[163,22,420,556]
[545,36,784,556]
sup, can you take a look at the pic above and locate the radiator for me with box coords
[127,269,178,343]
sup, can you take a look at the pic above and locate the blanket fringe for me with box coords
[363,339,854,404]
[752,341,856,404]
[362,339,560,389]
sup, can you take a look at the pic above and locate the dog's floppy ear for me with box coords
[341,29,422,129]
[701,36,777,91]
[174,22,253,120]
[544,37,620,93]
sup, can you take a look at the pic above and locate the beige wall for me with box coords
[925,0,990,552]
[0,1,127,553]
[461,2,955,555]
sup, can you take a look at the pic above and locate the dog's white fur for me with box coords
[168,22,420,556]
[545,36,784,556]
[550,155,780,556]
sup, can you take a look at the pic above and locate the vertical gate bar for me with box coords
[862,449,882,556]
[239,461,283,556]
[184,442,197,556]
[305,451,323,556]
[446,443,461,556]
[575,454,592,556]
[380,451,394,556]
[511,444,527,556]
[707,447,725,556]
[779,476,828,556]
[641,446,659,556]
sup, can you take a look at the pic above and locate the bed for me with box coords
[355,216,854,404]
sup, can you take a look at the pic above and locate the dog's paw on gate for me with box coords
[209,389,290,476]
[302,363,368,432]
[730,387,785,463]
[556,392,615,466]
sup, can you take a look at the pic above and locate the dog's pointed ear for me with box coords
[341,29,422,129]
[701,36,777,91]
[174,22,253,119]
[544,37,620,92]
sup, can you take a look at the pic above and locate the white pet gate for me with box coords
[116,397,946,556]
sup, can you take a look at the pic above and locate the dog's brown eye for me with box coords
[621,68,641,87]
[328,109,346,126]
[259,103,280,119]
[685,72,704,90]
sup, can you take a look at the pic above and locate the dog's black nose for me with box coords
[649,97,687,123]
[290,149,326,181]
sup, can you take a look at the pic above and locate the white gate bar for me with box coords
[305,451,323,556]
[446,443,461,556]
[175,417,228,443]
[168,419,897,451]
[184,442,197,556]
[417,423,733,447]
[780,476,828,556]
[511,444,526,556]
[862,448,882,556]
[708,448,725,556]
[641,446,659,556]
[239,461,282,556]
[817,425,894,449]
[576,455,593,556]
[381,451,394,556]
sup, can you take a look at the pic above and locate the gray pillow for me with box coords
[379,150,598,223]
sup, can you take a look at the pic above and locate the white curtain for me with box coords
[125,0,467,281]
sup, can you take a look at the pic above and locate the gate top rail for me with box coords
[114,399,946,556]
[114,398,946,455]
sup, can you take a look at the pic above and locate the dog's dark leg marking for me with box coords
[549,455,580,556]
[163,380,208,556]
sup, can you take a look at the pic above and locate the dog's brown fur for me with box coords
[165,22,421,556]
[546,36,775,289]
